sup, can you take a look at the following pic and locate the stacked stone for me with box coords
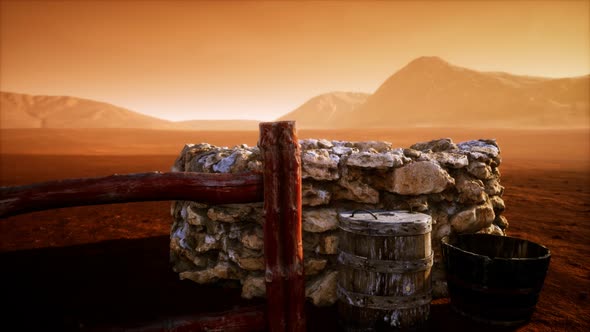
[169,138,507,306]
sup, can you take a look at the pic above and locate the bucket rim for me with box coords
[441,234,551,262]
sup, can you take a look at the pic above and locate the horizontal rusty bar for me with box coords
[0,171,263,218]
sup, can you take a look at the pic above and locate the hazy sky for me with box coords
[1,1,589,121]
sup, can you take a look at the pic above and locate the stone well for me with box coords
[169,138,506,306]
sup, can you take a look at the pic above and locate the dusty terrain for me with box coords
[0,128,589,331]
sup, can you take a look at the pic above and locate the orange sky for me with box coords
[1,1,589,121]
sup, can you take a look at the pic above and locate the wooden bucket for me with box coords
[337,210,433,331]
[441,234,551,326]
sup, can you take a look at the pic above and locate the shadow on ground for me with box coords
[0,236,525,332]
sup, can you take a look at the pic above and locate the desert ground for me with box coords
[0,127,588,331]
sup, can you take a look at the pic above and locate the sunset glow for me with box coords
[1,1,588,121]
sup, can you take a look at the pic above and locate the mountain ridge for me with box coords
[277,91,370,129]
[0,91,260,130]
[336,56,589,128]
[2,56,589,130]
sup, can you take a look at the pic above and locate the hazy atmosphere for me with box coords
[1,0,589,121]
[1,1,589,331]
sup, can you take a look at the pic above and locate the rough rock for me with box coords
[450,201,496,233]
[353,141,392,152]
[332,145,355,155]
[303,232,320,252]
[431,152,469,169]
[305,271,339,307]
[455,173,486,204]
[383,194,429,212]
[317,234,339,255]
[301,149,340,180]
[410,138,457,152]
[304,258,328,276]
[194,233,221,253]
[302,183,331,206]
[490,196,506,212]
[403,148,421,158]
[207,205,253,223]
[466,161,493,180]
[458,139,500,160]
[228,247,264,271]
[240,226,264,250]
[389,161,454,195]
[179,262,242,283]
[241,275,266,299]
[484,178,504,196]
[302,208,339,233]
[433,222,452,241]
[494,215,509,229]
[212,149,252,173]
[477,224,505,236]
[185,204,208,226]
[335,167,380,203]
[346,151,395,169]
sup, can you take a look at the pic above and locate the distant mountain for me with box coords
[277,92,370,129]
[0,91,178,129]
[0,92,259,130]
[338,56,589,128]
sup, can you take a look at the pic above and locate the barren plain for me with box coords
[0,127,588,331]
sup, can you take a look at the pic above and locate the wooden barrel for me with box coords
[337,210,433,331]
[441,234,551,326]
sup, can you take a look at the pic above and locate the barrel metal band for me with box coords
[337,284,432,310]
[338,219,432,236]
[338,250,434,273]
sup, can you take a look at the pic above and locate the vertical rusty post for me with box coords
[278,121,306,331]
[259,121,306,332]
[259,122,287,331]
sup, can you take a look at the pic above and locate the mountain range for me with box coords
[338,57,589,128]
[0,92,259,130]
[1,56,588,129]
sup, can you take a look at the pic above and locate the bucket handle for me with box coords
[350,209,379,220]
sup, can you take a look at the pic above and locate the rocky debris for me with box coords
[316,233,339,255]
[455,173,487,204]
[304,258,328,276]
[494,215,509,229]
[305,271,339,307]
[302,208,339,233]
[478,224,505,236]
[431,152,469,169]
[170,137,508,305]
[240,226,264,250]
[467,161,493,180]
[346,151,395,169]
[450,200,496,234]
[242,275,266,299]
[335,167,380,204]
[458,139,500,159]
[301,149,340,180]
[390,161,455,195]
[410,138,457,152]
[353,141,392,152]
[179,262,243,283]
[302,182,332,206]
[490,195,506,212]
[207,205,253,223]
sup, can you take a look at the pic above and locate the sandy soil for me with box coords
[0,128,589,331]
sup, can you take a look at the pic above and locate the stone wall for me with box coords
[169,138,507,306]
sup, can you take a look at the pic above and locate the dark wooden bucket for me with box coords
[337,210,433,331]
[441,234,551,326]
